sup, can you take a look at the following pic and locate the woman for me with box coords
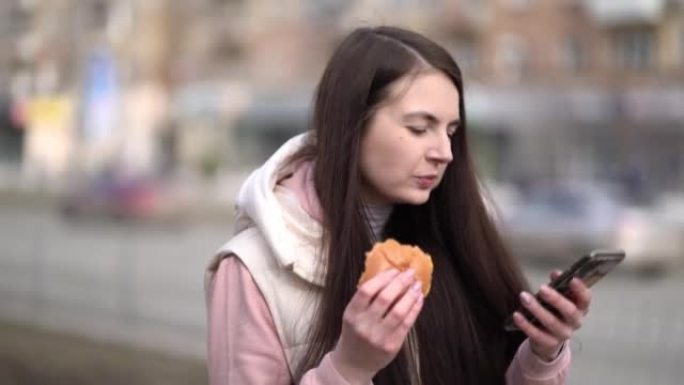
[205,26,591,385]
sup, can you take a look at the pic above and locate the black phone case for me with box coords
[504,250,625,332]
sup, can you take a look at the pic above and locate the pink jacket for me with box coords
[206,145,571,384]
[208,257,571,384]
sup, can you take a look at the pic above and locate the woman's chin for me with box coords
[394,190,431,205]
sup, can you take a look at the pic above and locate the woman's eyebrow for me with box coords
[403,111,460,126]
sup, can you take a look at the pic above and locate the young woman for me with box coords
[205,26,592,385]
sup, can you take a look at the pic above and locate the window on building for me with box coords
[502,0,534,11]
[615,29,655,71]
[77,0,110,31]
[391,0,431,7]
[307,0,349,19]
[562,36,585,74]
[497,34,530,81]
[215,37,243,62]
[1,2,30,35]
[561,0,582,7]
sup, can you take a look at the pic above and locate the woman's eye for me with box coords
[407,126,427,135]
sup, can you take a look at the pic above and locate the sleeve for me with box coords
[505,339,571,385]
[206,256,356,385]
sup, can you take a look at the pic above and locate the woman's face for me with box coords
[360,70,460,205]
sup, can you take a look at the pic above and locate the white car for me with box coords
[494,182,684,277]
[616,194,684,275]
[498,182,622,265]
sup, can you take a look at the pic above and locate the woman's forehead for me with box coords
[384,71,460,120]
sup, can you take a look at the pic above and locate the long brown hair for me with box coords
[292,26,529,385]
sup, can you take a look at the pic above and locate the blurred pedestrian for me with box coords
[205,26,592,385]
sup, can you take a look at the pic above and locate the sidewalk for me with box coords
[0,320,206,385]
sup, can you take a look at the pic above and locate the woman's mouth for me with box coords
[415,175,438,189]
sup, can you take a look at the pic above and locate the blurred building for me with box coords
[0,0,80,187]
[178,0,684,200]
[0,0,171,187]
[165,0,327,171]
[464,0,684,201]
[0,0,682,199]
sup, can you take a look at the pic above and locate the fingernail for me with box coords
[411,281,422,293]
[540,285,552,296]
[403,268,416,278]
[520,292,533,306]
[386,268,400,276]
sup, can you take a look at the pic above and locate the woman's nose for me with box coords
[427,133,453,163]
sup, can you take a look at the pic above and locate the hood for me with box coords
[233,133,326,286]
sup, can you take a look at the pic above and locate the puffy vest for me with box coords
[207,226,322,376]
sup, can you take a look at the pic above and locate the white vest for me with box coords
[207,226,322,376]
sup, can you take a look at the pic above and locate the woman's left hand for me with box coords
[512,270,592,361]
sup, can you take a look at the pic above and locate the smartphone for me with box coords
[504,249,626,332]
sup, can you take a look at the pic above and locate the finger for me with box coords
[376,294,424,357]
[520,292,574,340]
[367,269,417,318]
[569,278,592,314]
[349,268,400,312]
[381,281,422,330]
[389,289,424,338]
[549,270,563,281]
[538,285,583,329]
[512,311,560,349]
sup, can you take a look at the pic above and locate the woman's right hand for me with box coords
[329,268,424,384]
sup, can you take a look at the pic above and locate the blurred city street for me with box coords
[2,0,684,383]
[0,202,683,384]
[0,203,223,361]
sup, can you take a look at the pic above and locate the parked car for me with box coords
[616,194,684,275]
[60,172,165,221]
[499,182,623,265]
[498,182,683,276]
